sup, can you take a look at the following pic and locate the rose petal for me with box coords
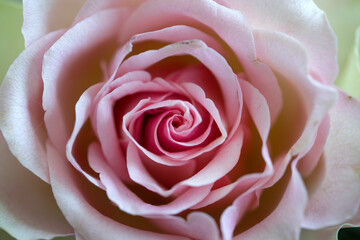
[22,0,85,46]
[88,142,213,216]
[253,30,337,186]
[48,141,187,240]
[98,77,191,167]
[152,212,220,240]
[93,71,153,175]
[117,39,241,129]
[66,82,104,187]
[119,0,283,125]
[297,115,330,178]
[220,192,258,240]
[126,142,195,197]
[74,0,144,23]
[303,89,360,229]
[192,80,274,208]
[131,24,224,54]
[43,8,131,154]
[228,0,338,84]
[0,30,64,182]
[232,165,307,239]
[0,131,73,240]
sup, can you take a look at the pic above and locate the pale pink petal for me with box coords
[181,127,243,188]
[227,0,338,84]
[192,80,274,208]
[88,142,213,216]
[74,0,144,23]
[131,25,224,54]
[120,0,254,61]
[0,132,73,240]
[233,166,308,240]
[220,192,258,240]
[119,0,282,124]
[239,80,270,144]
[303,89,360,229]
[66,83,104,187]
[94,72,152,172]
[42,8,131,154]
[122,0,282,124]
[22,0,85,46]
[0,30,64,182]
[126,142,195,197]
[152,212,220,240]
[47,142,187,240]
[297,115,330,177]
[88,142,130,185]
[253,30,337,187]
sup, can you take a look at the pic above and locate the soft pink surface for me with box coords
[1,0,359,239]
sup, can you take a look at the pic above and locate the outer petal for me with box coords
[0,131,73,240]
[47,142,188,240]
[42,8,131,154]
[74,0,144,22]
[233,165,308,240]
[0,30,64,182]
[303,89,360,229]
[253,30,337,187]
[22,0,85,47]
[228,0,338,84]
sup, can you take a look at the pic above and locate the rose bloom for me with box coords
[1,0,360,240]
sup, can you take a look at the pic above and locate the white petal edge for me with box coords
[0,131,73,240]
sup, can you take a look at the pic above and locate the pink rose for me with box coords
[1,0,360,239]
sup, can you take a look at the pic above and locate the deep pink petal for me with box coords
[0,30,64,182]
[0,132,73,240]
[98,78,190,167]
[22,0,85,46]
[117,39,241,129]
[303,89,360,229]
